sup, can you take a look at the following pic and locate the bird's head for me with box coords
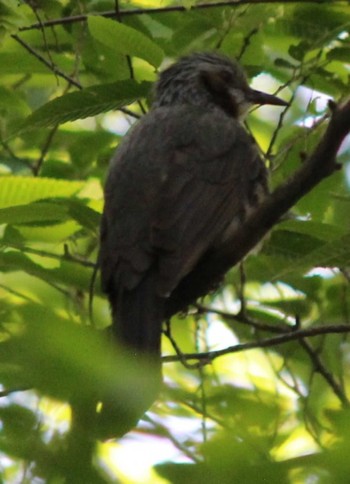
[153,52,287,118]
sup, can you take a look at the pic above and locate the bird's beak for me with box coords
[246,88,288,107]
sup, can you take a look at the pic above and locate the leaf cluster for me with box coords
[0,0,349,482]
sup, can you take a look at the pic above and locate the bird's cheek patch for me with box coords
[199,69,228,94]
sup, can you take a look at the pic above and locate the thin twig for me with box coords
[20,1,340,32]
[238,262,246,315]
[163,320,205,369]
[237,27,258,61]
[28,2,57,80]
[162,323,350,364]
[6,244,96,268]
[195,320,208,443]
[12,34,81,89]
[32,124,59,176]
[113,0,146,115]
[12,34,140,120]
[196,303,290,333]
[299,338,349,406]
[143,415,201,463]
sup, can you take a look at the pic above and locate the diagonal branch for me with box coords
[162,323,350,364]
[12,34,140,120]
[165,100,350,319]
[12,34,81,89]
[299,338,349,406]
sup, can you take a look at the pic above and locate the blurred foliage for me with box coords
[0,0,349,482]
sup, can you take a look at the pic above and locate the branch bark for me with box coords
[162,323,350,364]
[165,100,350,318]
[19,1,336,32]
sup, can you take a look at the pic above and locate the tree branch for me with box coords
[12,34,140,120]
[165,100,350,319]
[196,303,290,333]
[12,34,81,89]
[19,1,337,32]
[162,323,350,364]
[197,305,349,404]
[299,338,349,406]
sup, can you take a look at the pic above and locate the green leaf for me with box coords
[0,51,73,76]
[0,0,30,37]
[0,176,84,208]
[274,58,296,69]
[0,198,101,232]
[8,221,81,244]
[0,86,30,117]
[157,431,290,483]
[264,231,350,278]
[0,250,93,291]
[327,47,350,62]
[19,81,151,130]
[294,232,350,270]
[277,220,347,242]
[0,201,68,225]
[66,200,101,232]
[289,41,310,61]
[0,312,161,439]
[88,15,164,68]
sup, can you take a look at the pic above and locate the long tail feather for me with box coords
[110,271,164,357]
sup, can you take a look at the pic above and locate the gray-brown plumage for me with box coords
[100,52,287,359]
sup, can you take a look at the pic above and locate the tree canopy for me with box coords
[0,0,349,482]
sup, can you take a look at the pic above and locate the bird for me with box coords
[99,51,287,363]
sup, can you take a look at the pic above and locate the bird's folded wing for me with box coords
[100,105,263,298]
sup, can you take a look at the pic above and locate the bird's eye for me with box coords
[220,70,233,83]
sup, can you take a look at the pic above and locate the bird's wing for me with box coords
[100,105,267,298]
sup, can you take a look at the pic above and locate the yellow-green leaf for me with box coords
[88,15,164,68]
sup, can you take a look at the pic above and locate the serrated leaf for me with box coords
[297,233,350,269]
[66,200,101,232]
[88,15,164,68]
[277,220,347,242]
[0,177,84,208]
[264,230,324,260]
[0,202,68,225]
[0,250,92,291]
[18,80,150,131]
[13,221,80,243]
[267,232,350,279]
[0,198,101,231]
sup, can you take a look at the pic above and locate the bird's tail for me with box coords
[110,271,164,358]
[98,270,163,439]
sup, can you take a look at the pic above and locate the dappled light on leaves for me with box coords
[0,1,349,482]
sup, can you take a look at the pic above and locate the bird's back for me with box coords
[100,104,267,355]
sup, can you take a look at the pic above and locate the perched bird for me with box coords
[100,52,287,361]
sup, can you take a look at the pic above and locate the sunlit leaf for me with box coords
[19,81,151,130]
[0,201,68,225]
[0,177,84,208]
[0,1,349,482]
[88,15,164,68]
